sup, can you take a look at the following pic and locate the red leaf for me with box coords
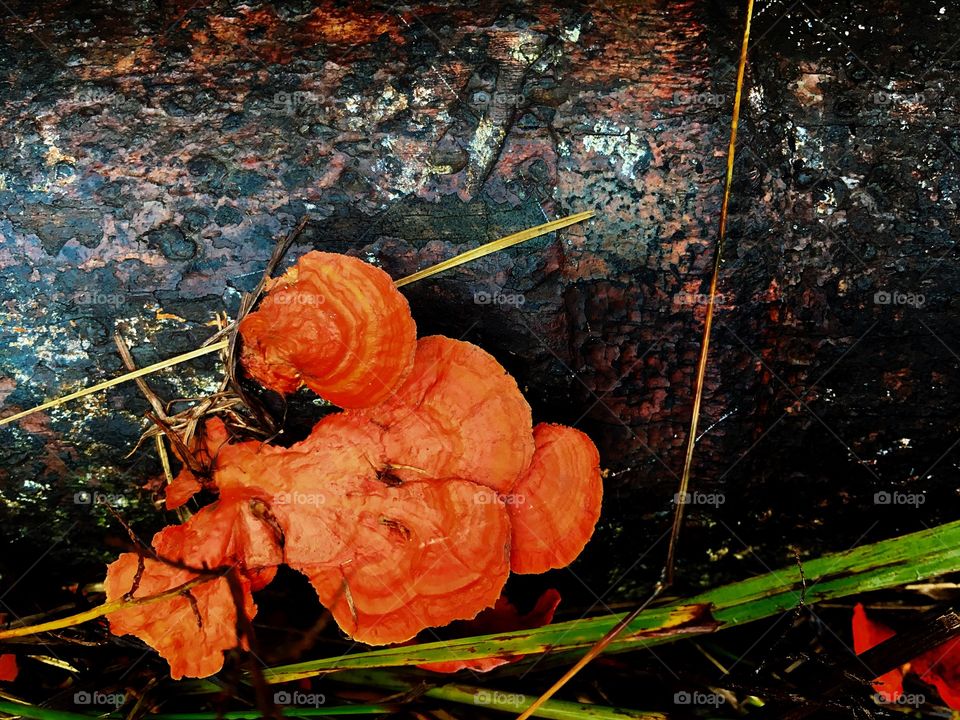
[852,602,896,652]
[851,603,905,703]
[852,604,960,708]
[0,654,17,682]
[912,636,960,709]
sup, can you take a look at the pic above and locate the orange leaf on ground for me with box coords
[911,636,960,709]
[852,602,896,653]
[849,603,906,703]
[852,602,960,709]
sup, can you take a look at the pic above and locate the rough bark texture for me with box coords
[0,0,958,609]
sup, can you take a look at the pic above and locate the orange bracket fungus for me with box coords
[104,250,604,678]
[508,423,603,574]
[300,478,512,646]
[163,417,231,511]
[238,250,417,408]
[350,335,535,493]
[105,498,283,679]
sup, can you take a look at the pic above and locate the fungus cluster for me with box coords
[105,251,602,679]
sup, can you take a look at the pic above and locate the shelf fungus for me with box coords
[104,251,603,678]
[105,496,283,680]
[349,335,535,493]
[302,479,512,645]
[508,423,603,574]
[238,251,417,408]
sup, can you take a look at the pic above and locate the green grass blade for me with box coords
[264,518,960,680]
[330,670,665,719]
[0,701,105,720]
[0,701,393,720]
[148,706,391,718]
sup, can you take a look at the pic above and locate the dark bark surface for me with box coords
[0,0,958,613]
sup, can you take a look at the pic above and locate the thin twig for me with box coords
[114,331,168,421]
[155,434,174,485]
[393,210,595,287]
[99,499,228,578]
[665,0,755,584]
[225,568,277,720]
[0,212,594,429]
[0,341,229,428]
[514,4,755,718]
[115,331,200,480]
[0,574,222,641]
[512,587,664,720]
